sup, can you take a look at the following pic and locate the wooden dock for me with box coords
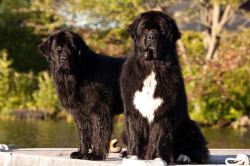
[0,148,249,166]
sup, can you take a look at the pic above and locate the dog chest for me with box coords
[133,71,163,123]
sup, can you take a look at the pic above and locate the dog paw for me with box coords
[126,155,138,159]
[119,151,127,158]
[176,154,192,164]
[70,151,85,159]
[83,153,104,160]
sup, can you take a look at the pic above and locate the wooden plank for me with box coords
[0,149,249,166]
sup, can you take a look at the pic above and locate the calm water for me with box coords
[0,119,249,149]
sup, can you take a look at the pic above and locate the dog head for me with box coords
[38,30,88,74]
[128,11,181,61]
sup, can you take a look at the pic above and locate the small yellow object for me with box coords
[109,139,122,153]
[110,139,118,148]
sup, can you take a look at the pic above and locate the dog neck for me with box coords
[52,70,80,110]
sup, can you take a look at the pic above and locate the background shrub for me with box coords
[181,30,250,125]
[33,72,61,114]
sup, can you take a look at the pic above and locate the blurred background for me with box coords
[0,0,249,149]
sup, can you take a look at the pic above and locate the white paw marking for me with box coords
[127,155,138,159]
[176,154,192,163]
[133,71,163,123]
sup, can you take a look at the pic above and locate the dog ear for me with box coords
[74,33,89,57]
[163,14,181,42]
[70,31,90,62]
[169,20,181,42]
[37,36,53,61]
[127,14,142,40]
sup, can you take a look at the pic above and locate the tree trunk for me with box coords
[204,3,221,60]
[206,35,219,60]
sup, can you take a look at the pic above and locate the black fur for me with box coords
[120,11,209,163]
[37,30,124,160]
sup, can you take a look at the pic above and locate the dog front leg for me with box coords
[70,114,91,159]
[145,121,174,163]
[126,115,146,159]
[83,112,112,160]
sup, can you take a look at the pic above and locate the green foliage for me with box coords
[74,0,158,29]
[198,0,245,6]
[7,72,37,110]
[25,0,66,35]
[0,49,12,111]
[181,30,250,125]
[0,50,37,112]
[0,0,66,73]
[33,72,61,113]
[72,0,176,57]
[78,27,131,57]
[0,50,61,116]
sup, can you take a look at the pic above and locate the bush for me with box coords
[0,50,37,113]
[78,27,131,57]
[0,50,61,116]
[181,30,250,125]
[33,72,61,114]
[0,49,12,112]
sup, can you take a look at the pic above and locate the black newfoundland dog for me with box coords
[120,11,209,163]
[38,30,124,160]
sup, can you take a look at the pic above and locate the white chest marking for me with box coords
[133,71,163,123]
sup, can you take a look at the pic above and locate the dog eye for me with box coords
[142,28,148,33]
[70,46,76,51]
[56,45,61,50]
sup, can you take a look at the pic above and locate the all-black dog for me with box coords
[38,30,124,160]
[120,11,209,163]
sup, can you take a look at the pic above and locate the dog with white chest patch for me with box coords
[120,11,209,164]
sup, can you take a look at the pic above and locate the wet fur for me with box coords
[38,30,124,160]
[120,11,209,163]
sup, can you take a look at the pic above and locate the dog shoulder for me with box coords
[120,57,139,84]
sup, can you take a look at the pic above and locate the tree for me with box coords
[65,0,177,57]
[193,0,250,60]
[72,0,175,29]
[0,0,66,73]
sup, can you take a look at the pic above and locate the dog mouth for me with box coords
[57,65,71,73]
[145,47,156,60]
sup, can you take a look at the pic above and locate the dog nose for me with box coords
[60,56,67,62]
[147,34,158,41]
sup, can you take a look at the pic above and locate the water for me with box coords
[0,119,249,149]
